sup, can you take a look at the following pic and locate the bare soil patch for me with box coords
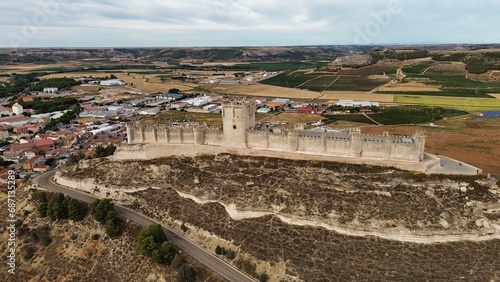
[321,91,394,102]
[380,81,442,92]
[361,117,500,174]
[222,84,320,99]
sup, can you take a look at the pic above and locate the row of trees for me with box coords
[370,50,430,64]
[38,193,88,221]
[43,104,82,131]
[94,145,117,158]
[20,97,79,114]
[30,77,81,91]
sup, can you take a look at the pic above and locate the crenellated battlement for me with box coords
[124,97,426,164]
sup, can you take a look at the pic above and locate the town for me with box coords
[0,74,389,192]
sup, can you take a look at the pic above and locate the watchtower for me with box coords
[222,98,256,148]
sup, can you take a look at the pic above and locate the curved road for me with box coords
[33,170,255,282]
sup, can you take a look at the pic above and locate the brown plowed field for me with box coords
[361,116,500,174]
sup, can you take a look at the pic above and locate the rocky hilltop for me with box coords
[56,155,500,281]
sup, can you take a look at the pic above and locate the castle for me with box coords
[119,97,439,171]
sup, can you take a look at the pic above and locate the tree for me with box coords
[37,193,48,217]
[177,264,195,282]
[151,241,175,264]
[259,273,269,282]
[57,193,68,219]
[137,224,174,264]
[91,199,114,224]
[90,199,100,216]
[45,158,56,167]
[138,235,159,257]
[168,88,180,93]
[171,254,183,270]
[94,145,117,158]
[105,215,121,237]
[67,198,87,221]
[215,245,222,255]
[46,200,60,220]
[181,222,188,233]
[225,249,236,260]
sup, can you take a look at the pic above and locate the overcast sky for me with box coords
[1,0,499,48]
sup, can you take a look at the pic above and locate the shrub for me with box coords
[215,245,222,255]
[177,264,195,282]
[259,273,269,282]
[91,234,100,240]
[225,249,236,260]
[171,254,183,270]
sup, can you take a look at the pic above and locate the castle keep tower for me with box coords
[222,98,256,148]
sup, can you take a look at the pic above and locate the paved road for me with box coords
[427,156,481,175]
[33,170,255,282]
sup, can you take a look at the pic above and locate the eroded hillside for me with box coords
[59,155,500,281]
[0,186,224,282]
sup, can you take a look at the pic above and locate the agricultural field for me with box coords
[261,71,392,92]
[321,91,395,103]
[324,106,467,126]
[325,75,391,92]
[336,64,399,75]
[362,116,500,174]
[261,71,320,88]
[220,84,321,99]
[386,61,500,98]
[217,61,326,71]
[299,75,339,91]
[394,95,500,111]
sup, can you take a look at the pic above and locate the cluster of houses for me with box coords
[254,97,381,116]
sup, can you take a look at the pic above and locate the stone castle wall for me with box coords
[121,97,429,170]
[125,125,425,163]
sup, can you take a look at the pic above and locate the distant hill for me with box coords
[1,44,500,65]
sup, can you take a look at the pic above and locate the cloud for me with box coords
[0,0,499,47]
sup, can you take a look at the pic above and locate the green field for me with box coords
[402,62,435,75]
[225,61,325,71]
[394,95,500,111]
[261,71,319,88]
[324,106,468,125]
[326,76,390,91]
[337,65,398,75]
[300,75,339,91]
[262,72,390,92]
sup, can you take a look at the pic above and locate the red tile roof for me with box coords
[35,139,55,147]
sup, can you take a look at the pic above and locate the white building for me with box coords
[43,87,59,93]
[138,107,161,116]
[335,100,380,108]
[257,107,271,113]
[12,103,23,115]
[193,99,208,107]
[100,79,126,86]
[203,104,218,111]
